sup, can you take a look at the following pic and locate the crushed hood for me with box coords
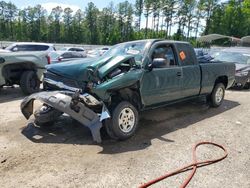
[46,55,135,82]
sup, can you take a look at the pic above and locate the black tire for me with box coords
[20,71,40,95]
[34,104,63,126]
[243,82,250,89]
[208,83,225,107]
[104,101,139,140]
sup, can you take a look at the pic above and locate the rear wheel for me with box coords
[208,83,225,107]
[34,104,63,126]
[104,101,139,140]
[20,71,40,95]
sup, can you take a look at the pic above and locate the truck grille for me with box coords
[43,71,81,89]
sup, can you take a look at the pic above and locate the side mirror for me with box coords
[149,58,167,69]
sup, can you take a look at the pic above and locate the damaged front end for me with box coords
[21,90,110,143]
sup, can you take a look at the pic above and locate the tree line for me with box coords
[0,0,249,45]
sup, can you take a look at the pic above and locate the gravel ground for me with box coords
[0,87,249,188]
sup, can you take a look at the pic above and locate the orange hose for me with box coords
[139,142,228,188]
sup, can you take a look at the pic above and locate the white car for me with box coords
[2,42,56,52]
[59,47,87,56]
[87,47,110,58]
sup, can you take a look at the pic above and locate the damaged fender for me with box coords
[21,91,110,143]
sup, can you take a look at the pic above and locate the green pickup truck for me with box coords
[0,52,50,94]
[21,40,235,143]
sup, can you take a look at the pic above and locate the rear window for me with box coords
[176,43,197,66]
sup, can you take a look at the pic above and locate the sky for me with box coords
[10,0,203,36]
[13,0,135,12]
[11,0,153,30]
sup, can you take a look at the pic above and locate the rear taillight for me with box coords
[46,55,51,64]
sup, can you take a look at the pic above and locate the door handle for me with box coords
[176,72,182,77]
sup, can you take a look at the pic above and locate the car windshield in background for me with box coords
[102,41,147,62]
[49,52,60,59]
[213,51,250,64]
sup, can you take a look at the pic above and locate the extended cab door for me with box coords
[175,43,201,97]
[140,42,183,106]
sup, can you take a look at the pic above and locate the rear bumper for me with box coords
[21,91,110,143]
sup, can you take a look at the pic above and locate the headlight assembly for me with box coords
[236,70,249,76]
[0,57,5,64]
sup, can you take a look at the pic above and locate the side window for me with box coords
[34,45,49,51]
[152,45,177,68]
[69,48,75,51]
[76,48,84,52]
[176,43,197,66]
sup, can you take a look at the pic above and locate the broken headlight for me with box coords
[236,70,249,76]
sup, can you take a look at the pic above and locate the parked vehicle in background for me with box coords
[21,39,235,143]
[0,48,9,53]
[87,47,110,58]
[59,47,87,56]
[3,42,55,53]
[194,48,213,63]
[49,51,87,64]
[0,52,50,94]
[213,47,250,89]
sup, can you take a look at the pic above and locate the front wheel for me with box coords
[20,71,40,95]
[243,82,250,89]
[208,83,225,107]
[104,101,139,140]
[34,104,63,126]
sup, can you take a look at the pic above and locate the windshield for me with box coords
[102,41,148,62]
[213,51,250,64]
[5,43,15,50]
[49,52,60,59]
[60,48,67,51]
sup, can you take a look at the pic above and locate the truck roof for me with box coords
[119,39,190,45]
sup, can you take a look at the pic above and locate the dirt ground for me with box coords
[0,87,249,188]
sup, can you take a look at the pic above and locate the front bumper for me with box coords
[234,74,250,87]
[21,91,110,143]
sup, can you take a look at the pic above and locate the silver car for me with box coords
[213,47,250,89]
[2,42,56,52]
[49,51,87,64]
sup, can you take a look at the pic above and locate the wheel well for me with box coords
[215,76,228,88]
[110,87,142,110]
[2,62,37,85]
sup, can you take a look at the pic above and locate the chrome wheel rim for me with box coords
[215,87,224,104]
[118,107,135,133]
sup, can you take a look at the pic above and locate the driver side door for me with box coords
[140,42,183,107]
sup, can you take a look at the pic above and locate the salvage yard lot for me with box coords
[0,87,249,188]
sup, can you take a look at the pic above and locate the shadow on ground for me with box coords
[0,86,25,103]
[21,98,240,154]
